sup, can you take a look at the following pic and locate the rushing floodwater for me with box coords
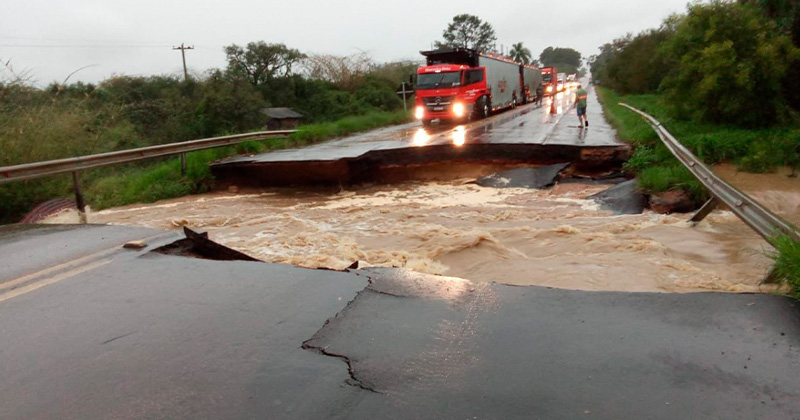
[45,177,783,294]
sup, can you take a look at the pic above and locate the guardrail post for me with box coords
[180,153,187,176]
[689,197,718,224]
[71,171,87,224]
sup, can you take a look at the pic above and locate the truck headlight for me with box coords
[453,102,465,117]
[546,86,553,93]
[415,106,425,120]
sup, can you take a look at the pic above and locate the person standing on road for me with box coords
[575,84,588,128]
[536,83,544,106]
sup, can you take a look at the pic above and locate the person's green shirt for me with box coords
[576,88,588,108]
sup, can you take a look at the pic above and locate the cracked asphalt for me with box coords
[1,224,799,419]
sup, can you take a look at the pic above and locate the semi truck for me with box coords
[521,64,543,104]
[541,67,558,96]
[414,48,527,125]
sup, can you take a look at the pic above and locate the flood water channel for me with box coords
[45,171,793,294]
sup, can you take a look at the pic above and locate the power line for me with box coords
[0,44,171,49]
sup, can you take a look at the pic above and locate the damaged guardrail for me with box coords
[0,129,295,222]
[620,103,800,247]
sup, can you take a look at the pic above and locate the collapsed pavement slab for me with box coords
[476,163,571,189]
[588,179,648,215]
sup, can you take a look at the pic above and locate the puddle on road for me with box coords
[44,179,779,294]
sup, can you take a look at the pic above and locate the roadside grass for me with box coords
[596,88,707,204]
[1,110,411,222]
[597,87,800,203]
[769,234,800,297]
[291,110,410,144]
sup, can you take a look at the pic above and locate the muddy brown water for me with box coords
[714,164,800,225]
[44,177,782,294]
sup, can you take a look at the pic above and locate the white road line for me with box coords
[0,258,112,303]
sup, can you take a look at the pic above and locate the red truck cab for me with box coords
[414,64,488,126]
[414,48,521,126]
[541,67,558,96]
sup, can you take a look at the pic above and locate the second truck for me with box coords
[414,48,543,126]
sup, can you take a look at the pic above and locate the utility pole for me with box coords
[172,43,194,82]
[173,42,194,175]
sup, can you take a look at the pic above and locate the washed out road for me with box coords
[4,84,800,419]
[0,224,798,419]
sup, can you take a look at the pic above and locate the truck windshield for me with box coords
[543,74,552,83]
[417,71,462,90]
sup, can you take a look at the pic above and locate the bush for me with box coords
[660,1,798,127]
[769,234,800,297]
[638,165,708,203]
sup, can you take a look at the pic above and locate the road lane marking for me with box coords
[0,231,175,302]
[0,258,111,303]
[0,246,120,294]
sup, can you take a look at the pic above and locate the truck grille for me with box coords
[422,95,456,111]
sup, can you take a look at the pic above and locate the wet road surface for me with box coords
[211,85,630,185]
[1,224,798,419]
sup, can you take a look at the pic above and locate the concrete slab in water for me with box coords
[476,163,571,189]
[589,179,648,215]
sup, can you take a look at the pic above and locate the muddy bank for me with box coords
[44,178,778,294]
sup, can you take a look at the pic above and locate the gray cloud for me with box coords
[1,0,689,85]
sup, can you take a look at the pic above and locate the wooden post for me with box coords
[72,171,87,224]
[180,153,187,176]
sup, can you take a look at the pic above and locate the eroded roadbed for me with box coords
[211,89,631,186]
[0,225,798,419]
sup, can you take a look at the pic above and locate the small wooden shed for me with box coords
[261,107,304,130]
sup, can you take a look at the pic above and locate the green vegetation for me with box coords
[596,87,707,204]
[769,234,800,297]
[435,14,497,51]
[592,0,800,199]
[0,110,409,222]
[509,43,532,65]
[292,111,410,144]
[598,87,800,200]
[591,0,799,126]
[539,47,584,76]
[0,41,417,223]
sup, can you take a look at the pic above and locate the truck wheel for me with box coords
[477,97,491,120]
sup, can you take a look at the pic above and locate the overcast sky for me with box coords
[2,0,691,86]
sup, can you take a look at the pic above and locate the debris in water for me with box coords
[123,240,147,249]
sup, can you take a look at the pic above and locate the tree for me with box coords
[223,42,305,86]
[660,0,798,126]
[302,52,375,92]
[539,47,582,74]
[434,14,497,51]
[509,42,532,64]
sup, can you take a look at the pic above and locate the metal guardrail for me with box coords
[0,130,295,184]
[1,129,295,222]
[620,103,800,247]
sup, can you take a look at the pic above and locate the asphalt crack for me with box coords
[301,277,386,394]
[301,340,383,394]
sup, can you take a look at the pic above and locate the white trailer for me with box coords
[477,53,522,110]
[521,65,543,103]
